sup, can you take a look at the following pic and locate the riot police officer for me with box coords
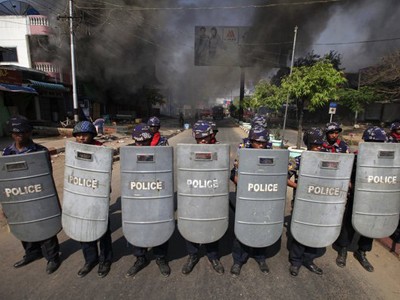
[125,123,171,278]
[72,121,113,278]
[181,121,224,275]
[388,121,400,143]
[334,126,388,272]
[287,128,326,276]
[388,122,400,243]
[230,126,272,277]
[2,116,61,274]
[147,116,169,146]
[322,122,349,153]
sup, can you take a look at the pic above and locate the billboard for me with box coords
[194,26,253,67]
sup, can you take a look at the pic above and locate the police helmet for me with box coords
[147,116,160,127]
[251,115,268,128]
[6,115,33,133]
[192,120,213,138]
[390,122,400,132]
[362,126,388,142]
[72,121,97,137]
[248,126,270,142]
[303,127,325,146]
[132,123,153,141]
[325,122,342,133]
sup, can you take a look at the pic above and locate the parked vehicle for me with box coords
[212,106,224,120]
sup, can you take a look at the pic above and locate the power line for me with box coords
[75,0,343,11]
[311,37,400,46]
[28,0,67,15]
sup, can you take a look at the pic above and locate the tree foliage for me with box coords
[282,60,347,112]
[338,86,382,113]
[362,50,400,100]
[271,50,343,86]
[252,81,283,110]
[242,96,257,110]
[253,59,346,148]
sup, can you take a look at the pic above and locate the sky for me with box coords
[1,0,399,107]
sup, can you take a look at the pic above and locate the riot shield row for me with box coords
[1,142,399,251]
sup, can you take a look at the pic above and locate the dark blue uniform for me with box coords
[77,140,113,270]
[287,155,325,268]
[231,140,272,267]
[2,142,60,267]
[80,221,113,267]
[334,154,373,252]
[387,132,400,243]
[125,130,172,278]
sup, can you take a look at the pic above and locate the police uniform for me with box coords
[72,121,113,278]
[288,128,326,276]
[126,123,171,278]
[2,116,60,274]
[336,126,389,272]
[388,122,400,143]
[388,122,400,243]
[147,116,169,146]
[230,126,272,277]
[322,122,349,153]
[181,121,224,275]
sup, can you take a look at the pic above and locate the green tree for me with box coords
[271,51,343,86]
[272,60,346,148]
[252,81,283,110]
[338,86,381,114]
[242,95,257,110]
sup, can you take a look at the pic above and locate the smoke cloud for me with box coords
[24,0,400,110]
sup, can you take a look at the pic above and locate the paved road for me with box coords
[0,119,399,300]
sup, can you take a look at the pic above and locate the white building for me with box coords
[0,6,70,135]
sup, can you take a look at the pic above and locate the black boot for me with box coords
[125,256,149,278]
[97,261,111,278]
[77,261,98,278]
[13,252,43,268]
[181,255,199,275]
[354,250,374,272]
[336,247,347,268]
[230,263,242,277]
[256,260,269,275]
[209,259,224,275]
[156,257,171,277]
[46,258,61,274]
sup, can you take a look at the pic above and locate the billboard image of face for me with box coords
[194,26,252,67]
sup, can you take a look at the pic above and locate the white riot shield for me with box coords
[62,141,113,242]
[291,151,354,247]
[120,146,174,247]
[177,144,230,244]
[0,152,61,242]
[235,149,289,247]
[352,143,400,238]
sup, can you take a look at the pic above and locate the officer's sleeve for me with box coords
[230,167,237,183]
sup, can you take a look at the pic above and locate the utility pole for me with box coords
[280,26,298,148]
[239,67,245,121]
[69,0,79,122]
[59,0,80,122]
[355,70,361,125]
